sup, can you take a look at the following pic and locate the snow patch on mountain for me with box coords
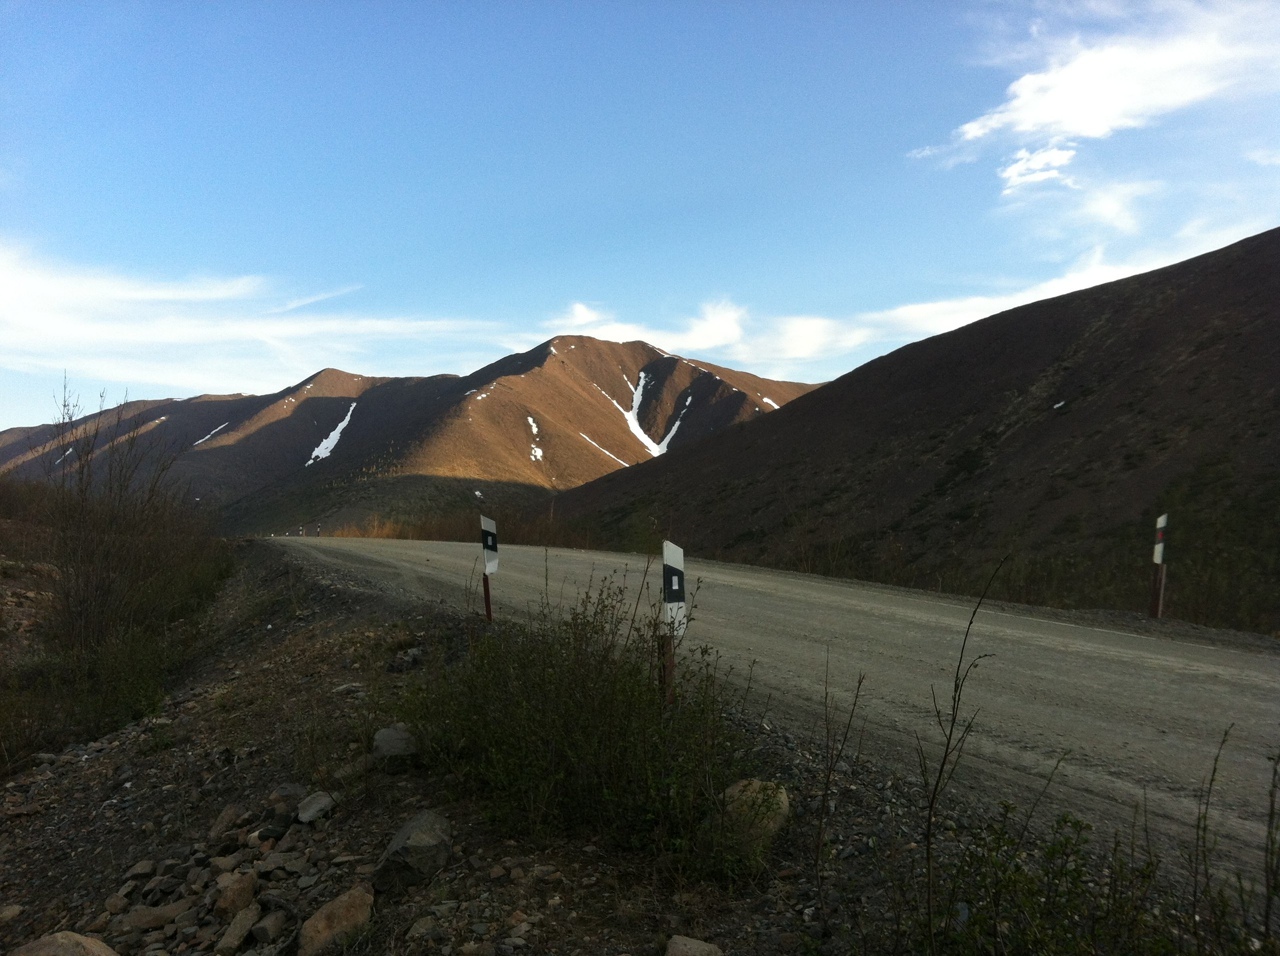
[593,372,688,457]
[306,402,356,467]
[579,432,629,467]
[762,397,779,409]
[193,422,230,446]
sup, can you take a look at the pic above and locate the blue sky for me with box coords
[2,0,1279,430]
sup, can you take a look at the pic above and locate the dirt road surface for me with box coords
[277,537,1280,873]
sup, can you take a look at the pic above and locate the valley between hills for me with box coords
[1,226,1278,955]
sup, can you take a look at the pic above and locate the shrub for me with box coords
[0,392,232,771]
[400,572,757,871]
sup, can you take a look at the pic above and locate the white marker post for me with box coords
[480,515,498,622]
[661,540,687,703]
[1150,513,1168,619]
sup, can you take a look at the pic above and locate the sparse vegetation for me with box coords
[398,569,759,874]
[839,584,1280,955]
[0,393,232,772]
[773,468,1280,637]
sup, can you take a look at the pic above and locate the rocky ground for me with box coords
[0,543,1057,955]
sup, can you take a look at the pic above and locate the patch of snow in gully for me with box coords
[530,445,544,462]
[192,422,230,446]
[762,397,779,409]
[527,416,538,435]
[656,394,693,453]
[593,373,688,457]
[579,433,629,467]
[306,402,356,466]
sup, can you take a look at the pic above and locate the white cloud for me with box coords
[1076,180,1162,232]
[999,146,1078,192]
[926,1,1280,197]
[538,215,1272,386]
[265,284,363,314]
[556,300,745,353]
[0,242,493,400]
[1246,147,1280,165]
[960,34,1243,143]
[670,301,745,351]
[854,251,1137,337]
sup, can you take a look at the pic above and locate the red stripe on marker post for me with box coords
[1150,513,1168,619]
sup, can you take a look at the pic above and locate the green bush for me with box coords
[401,575,756,871]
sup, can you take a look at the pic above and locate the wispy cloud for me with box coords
[0,243,495,398]
[921,1,1280,201]
[539,219,1268,384]
[1246,147,1280,166]
[999,146,1078,192]
[959,33,1245,144]
[264,284,364,314]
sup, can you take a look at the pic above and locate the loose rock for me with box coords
[298,884,374,956]
[215,902,261,956]
[666,936,724,956]
[374,809,452,890]
[297,791,337,824]
[12,932,120,956]
[214,871,258,919]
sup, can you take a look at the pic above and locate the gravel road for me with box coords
[276,536,1280,873]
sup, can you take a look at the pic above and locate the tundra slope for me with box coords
[555,227,1280,632]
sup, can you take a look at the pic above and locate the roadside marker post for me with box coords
[480,515,498,622]
[1150,513,1168,619]
[661,540,687,703]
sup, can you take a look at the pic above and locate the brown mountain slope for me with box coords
[0,336,814,534]
[555,227,1280,633]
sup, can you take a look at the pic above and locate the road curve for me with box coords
[276,536,1280,871]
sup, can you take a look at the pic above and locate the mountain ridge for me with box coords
[0,335,815,534]
[553,226,1280,632]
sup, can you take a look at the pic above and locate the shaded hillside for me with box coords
[0,336,813,535]
[556,228,1280,633]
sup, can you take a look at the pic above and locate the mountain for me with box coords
[555,228,1280,633]
[0,336,814,533]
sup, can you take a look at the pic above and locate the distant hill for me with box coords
[555,228,1280,633]
[0,336,814,534]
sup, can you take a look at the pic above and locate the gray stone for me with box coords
[374,809,452,891]
[213,870,257,919]
[666,936,724,956]
[123,860,155,880]
[11,932,120,956]
[297,791,337,824]
[405,916,438,940]
[215,902,260,956]
[121,897,195,932]
[371,724,417,760]
[207,804,240,842]
[251,908,288,943]
[298,884,373,956]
